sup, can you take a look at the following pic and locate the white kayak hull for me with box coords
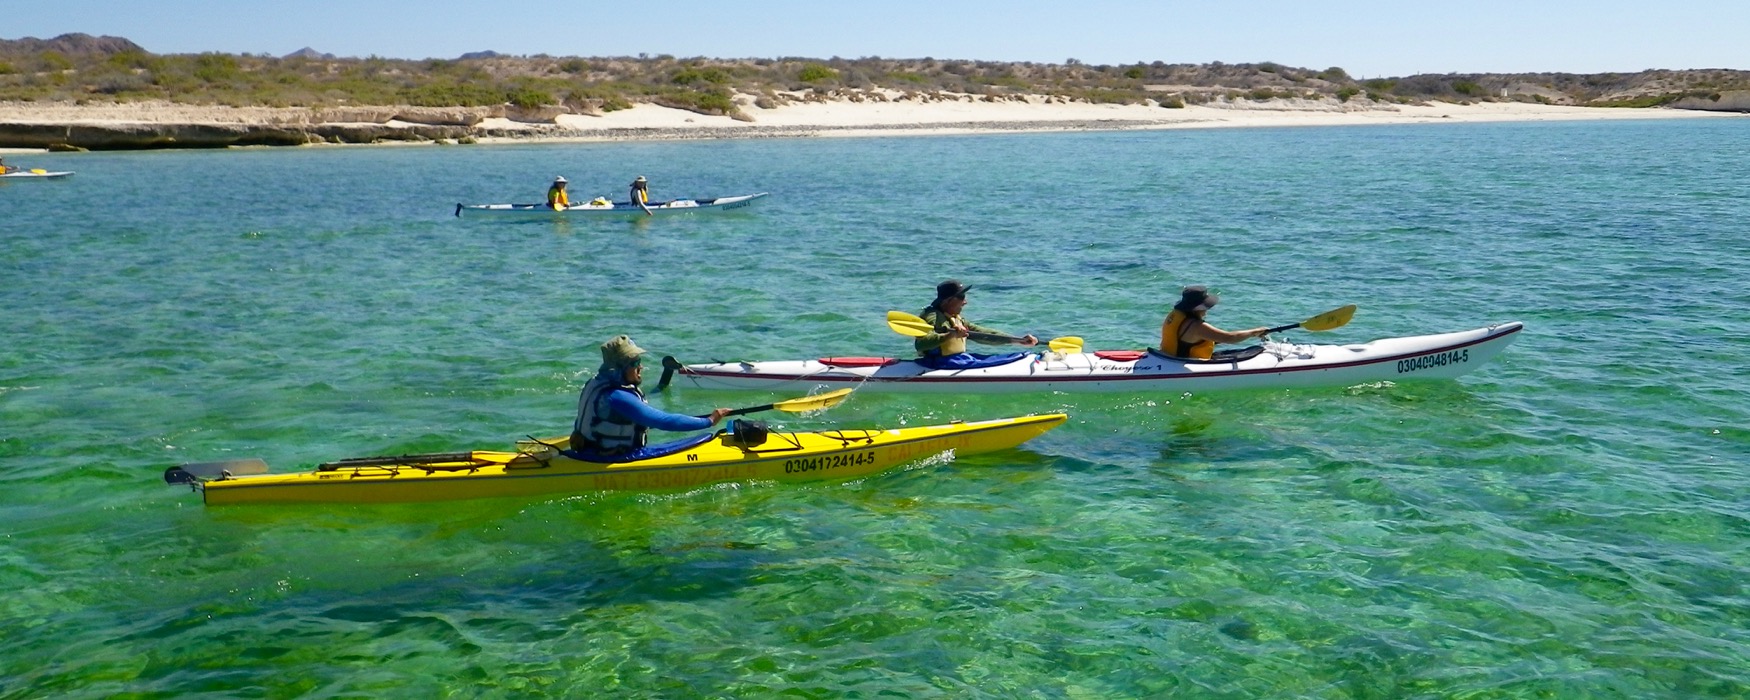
[0,170,74,180]
[456,192,766,218]
[676,322,1525,394]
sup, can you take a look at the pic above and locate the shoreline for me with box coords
[1,96,1741,152]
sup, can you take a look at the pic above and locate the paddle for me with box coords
[1264,304,1357,335]
[885,310,1084,353]
[711,388,853,418]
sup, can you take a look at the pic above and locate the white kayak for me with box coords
[668,322,1524,394]
[455,192,767,218]
[0,170,74,180]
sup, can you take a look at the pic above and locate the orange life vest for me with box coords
[1160,309,1214,359]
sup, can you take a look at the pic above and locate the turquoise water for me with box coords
[3,119,1748,697]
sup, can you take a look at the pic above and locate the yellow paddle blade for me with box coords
[31,168,48,174]
[1047,336,1084,353]
[1300,305,1357,332]
[886,310,933,337]
[771,388,854,413]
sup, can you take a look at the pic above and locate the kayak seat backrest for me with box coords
[819,356,899,367]
[1145,345,1267,364]
[1093,350,1149,362]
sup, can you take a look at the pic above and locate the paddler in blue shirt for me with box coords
[570,335,731,461]
[629,175,653,216]
[546,176,570,210]
[1159,286,1268,359]
[914,280,1037,370]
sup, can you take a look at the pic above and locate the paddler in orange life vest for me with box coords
[570,335,731,461]
[914,280,1038,369]
[629,175,652,216]
[547,176,570,210]
[1159,285,1269,359]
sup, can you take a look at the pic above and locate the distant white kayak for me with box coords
[667,322,1525,394]
[0,170,74,180]
[455,192,767,218]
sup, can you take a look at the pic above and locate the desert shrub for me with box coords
[1320,67,1350,82]
[39,51,73,71]
[1336,85,1361,102]
[506,87,554,108]
[559,59,590,74]
[1454,80,1485,96]
[1157,95,1185,108]
[798,63,837,82]
[1124,66,1145,79]
[193,53,242,83]
[672,67,730,85]
[0,61,15,75]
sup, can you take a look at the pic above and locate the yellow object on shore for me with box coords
[172,414,1067,505]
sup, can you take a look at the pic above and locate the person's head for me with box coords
[598,334,648,383]
[934,279,971,314]
[1174,285,1219,315]
[634,176,647,183]
[553,176,568,187]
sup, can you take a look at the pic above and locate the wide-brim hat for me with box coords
[599,335,647,370]
[1175,285,1219,313]
[935,279,972,301]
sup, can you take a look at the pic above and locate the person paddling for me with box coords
[629,175,652,216]
[547,176,570,210]
[0,157,15,174]
[914,280,1037,370]
[571,335,731,461]
[1159,286,1269,359]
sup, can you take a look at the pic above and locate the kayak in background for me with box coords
[455,192,767,218]
[0,169,75,180]
[666,322,1525,394]
[164,413,1067,505]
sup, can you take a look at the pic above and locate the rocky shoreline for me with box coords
[2,90,1744,151]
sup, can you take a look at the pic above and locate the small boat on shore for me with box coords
[455,192,767,218]
[665,322,1524,394]
[164,413,1067,505]
[0,169,74,180]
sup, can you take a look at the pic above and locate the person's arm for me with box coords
[1182,319,1268,345]
[961,318,1038,347]
[606,390,716,431]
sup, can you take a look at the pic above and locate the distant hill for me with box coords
[283,47,335,60]
[1,33,1746,116]
[0,32,144,57]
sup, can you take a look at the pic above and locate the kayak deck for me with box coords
[674,322,1524,394]
[168,413,1067,505]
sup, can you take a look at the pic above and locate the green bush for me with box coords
[1124,66,1145,80]
[506,87,554,109]
[1336,86,1361,102]
[1454,80,1485,96]
[798,63,837,82]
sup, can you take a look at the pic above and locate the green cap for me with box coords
[599,335,647,370]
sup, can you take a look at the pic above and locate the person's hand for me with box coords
[947,326,970,339]
[707,408,732,425]
[1250,327,1271,339]
[1020,334,1039,346]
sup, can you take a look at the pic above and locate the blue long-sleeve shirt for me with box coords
[605,389,713,432]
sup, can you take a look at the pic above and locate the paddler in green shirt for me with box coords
[915,279,1038,370]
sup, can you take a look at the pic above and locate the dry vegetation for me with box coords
[4,33,1749,117]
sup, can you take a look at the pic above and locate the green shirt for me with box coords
[913,306,1007,356]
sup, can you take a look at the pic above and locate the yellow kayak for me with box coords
[166,413,1067,505]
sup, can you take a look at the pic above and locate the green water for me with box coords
[3,120,1747,697]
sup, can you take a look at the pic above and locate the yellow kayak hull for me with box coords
[194,414,1066,505]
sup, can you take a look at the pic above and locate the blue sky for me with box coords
[9,0,1746,78]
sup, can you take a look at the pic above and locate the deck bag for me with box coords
[915,352,1030,371]
[725,419,770,448]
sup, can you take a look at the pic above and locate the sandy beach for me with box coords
[0,91,1739,152]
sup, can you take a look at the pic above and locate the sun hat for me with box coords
[599,335,647,371]
[553,176,568,183]
[934,279,972,302]
[1174,285,1219,313]
[634,175,647,182]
